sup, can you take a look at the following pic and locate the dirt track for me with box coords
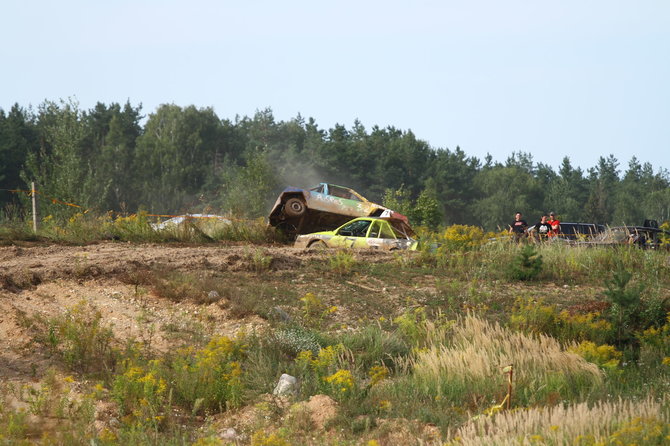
[0,242,397,383]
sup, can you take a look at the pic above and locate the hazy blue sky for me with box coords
[3,1,669,173]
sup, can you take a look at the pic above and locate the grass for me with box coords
[406,315,603,407]
[2,217,670,444]
[0,211,273,244]
[446,397,669,446]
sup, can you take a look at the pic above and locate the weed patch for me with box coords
[20,300,118,378]
[329,250,356,276]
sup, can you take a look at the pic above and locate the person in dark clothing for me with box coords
[508,212,528,242]
[532,215,553,241]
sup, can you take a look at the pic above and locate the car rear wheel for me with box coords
[284,198,306,217]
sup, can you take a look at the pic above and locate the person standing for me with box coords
[508,212,528,242]
[532,215,553,241]
[548,212,561,237]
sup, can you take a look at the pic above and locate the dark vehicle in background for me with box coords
[556,223,606,240]
[269,183,408,238]
[574,224,670,249]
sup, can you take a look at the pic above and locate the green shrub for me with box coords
[293,344,364,403]
[437,225,499,252]
[637,312,670,362]
[167,335,246,413]
[329,250,356,276]
[509,298,612,345]
[112,359,169,429]
[1,371,96,443]
[568,341,622,372]
[506,244,543,281]
[601,265,667,357]
[245,248,273,273]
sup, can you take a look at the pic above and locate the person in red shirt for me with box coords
[547,212,561,237]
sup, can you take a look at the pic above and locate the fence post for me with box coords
[31,181,38,233]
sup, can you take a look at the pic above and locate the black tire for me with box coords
[275,222,298,241]
[284,197,306,217]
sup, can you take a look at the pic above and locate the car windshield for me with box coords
[338,220,372,237]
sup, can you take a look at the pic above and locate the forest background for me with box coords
[1,99,669,231]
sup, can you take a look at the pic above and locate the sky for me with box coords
[2,0,669,174]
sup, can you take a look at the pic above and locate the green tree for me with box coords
[471,166,541,231]
[382,183,442,228]
[612,157,646,225]
[428,147,480,224]
[80,102,143,212]
[217,151,278,217]
[0,104,38,210]
[544,157,588,221]
[584,155,620,224]
[21,99,89,218]
[134,104,224,213]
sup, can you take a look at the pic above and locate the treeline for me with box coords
[1,99,669,231]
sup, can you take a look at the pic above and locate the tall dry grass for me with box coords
[408,315,603,405]
[447,397,668,445]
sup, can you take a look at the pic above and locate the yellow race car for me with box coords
[294,216,417,251]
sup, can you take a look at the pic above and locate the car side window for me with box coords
[329,185,362,202]
[368,221,381,238]
[310,185,324,194]
[329,186,349,199]
[338,220,371,237]
[379,222,396,239]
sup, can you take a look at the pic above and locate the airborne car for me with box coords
[269,183,407,238]
[294,216,417,251]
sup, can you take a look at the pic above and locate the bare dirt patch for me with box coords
[0,243,328,384]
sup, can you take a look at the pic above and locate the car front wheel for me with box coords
[284,198,306,217]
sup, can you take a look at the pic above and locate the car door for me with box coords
[328,219,373,248]
[326,185,368,216]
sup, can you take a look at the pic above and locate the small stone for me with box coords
[206,290,221,303]
[269,306,291,322]
[220,427,238,440]
[273,373,298,396]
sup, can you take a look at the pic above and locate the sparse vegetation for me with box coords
[19,300,118,378]
[1,224,669,444]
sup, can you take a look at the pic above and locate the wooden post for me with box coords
[31,181,38,233]
[506,365,513,410]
